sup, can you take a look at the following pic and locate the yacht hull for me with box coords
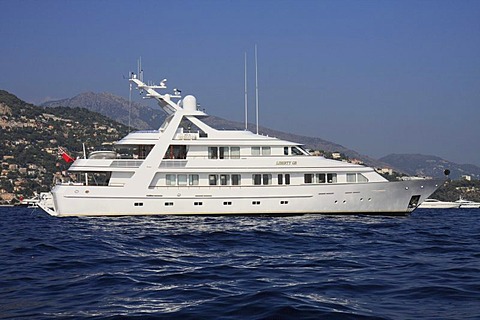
[39,179,441,217]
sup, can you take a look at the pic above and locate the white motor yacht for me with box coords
[455,197,480,209]
[418,199,460,209]
[38,72,443,217]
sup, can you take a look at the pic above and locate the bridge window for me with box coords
[327,173,337,183]
[304,174,313,184]
[315,173,325,183]
[292,147,304,155]
[347,173,356,183]
[357,173,368,182]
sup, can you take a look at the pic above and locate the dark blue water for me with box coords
[1,208,479,319]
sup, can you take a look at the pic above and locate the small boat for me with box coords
[418,199,460,209]
[18,194,40,208]
[455,197,480,209]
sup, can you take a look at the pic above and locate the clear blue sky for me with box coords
[1,0,479,165]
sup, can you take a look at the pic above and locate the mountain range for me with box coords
[42,92,480,179]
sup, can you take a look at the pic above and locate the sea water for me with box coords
[0,207,479,319]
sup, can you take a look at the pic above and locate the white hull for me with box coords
[40,179,440,217]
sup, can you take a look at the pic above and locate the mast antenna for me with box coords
[137,57,143,82]
[128,81,132,132]
[255,44,259,134]
[244,52,248,131]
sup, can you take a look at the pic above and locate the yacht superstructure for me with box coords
[39,72,442,217]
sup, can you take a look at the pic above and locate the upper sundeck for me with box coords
[116,130,161,145]
[124,71,312,148]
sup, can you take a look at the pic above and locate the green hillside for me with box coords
[0,90,130,203]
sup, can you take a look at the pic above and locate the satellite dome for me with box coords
[183,95,197,111]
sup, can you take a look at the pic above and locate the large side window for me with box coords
[189,174,199,185]
[253,174,262,185]
[208,147,218,159]
[177,174,188,186]
[232,174,241,185]
[219,147,229,159]
[220,174,230,185]
[251,147,261,156]
[230,147,240,159]
[262,174,272,185]
[166,174,176,186]
[209,174,218,185]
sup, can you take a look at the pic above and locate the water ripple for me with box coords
[0,207,479,319]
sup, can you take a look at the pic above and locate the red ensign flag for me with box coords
[58,147,75,163]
